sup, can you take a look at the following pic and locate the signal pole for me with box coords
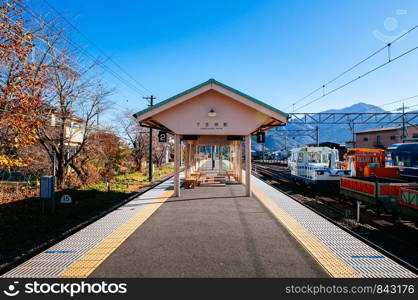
[143,95,156,182]
[402,102,407,143]
[396,103,409,143]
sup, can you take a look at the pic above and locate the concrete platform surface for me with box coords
[90,184,327,278]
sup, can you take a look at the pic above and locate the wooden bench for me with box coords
[184,177,197,189]
[226,171,235,181]
[190,172,201,186]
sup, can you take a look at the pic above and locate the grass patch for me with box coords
[0,165,173,262]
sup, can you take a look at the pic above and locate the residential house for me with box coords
[355,125,418,149]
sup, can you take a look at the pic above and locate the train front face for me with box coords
[310,149,351,182]
[387,143,418,180]
[311,168,351,182]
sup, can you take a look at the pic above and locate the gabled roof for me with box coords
[133,78,288,119]
[355,126,404,134]
[387,143,418,151]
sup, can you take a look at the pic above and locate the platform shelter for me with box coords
[133,79,288,196]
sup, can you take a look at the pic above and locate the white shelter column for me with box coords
[245,135,251,197]
[174,134,181,197]
[238,141,243,183]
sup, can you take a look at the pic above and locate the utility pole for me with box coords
[284,135,288,151]
[349,121,355,148]
[315,126,319,146]
[395,103,409,143]
[143,95,156,182]
[402,102,407,143]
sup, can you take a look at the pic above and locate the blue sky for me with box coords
[33,0,418,122]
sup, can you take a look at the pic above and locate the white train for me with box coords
[288,146,351,188]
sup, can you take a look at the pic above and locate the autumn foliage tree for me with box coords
[74,129,129,183]
[118,112,149,171]
[0,0,46,169]
[32,24,109,188]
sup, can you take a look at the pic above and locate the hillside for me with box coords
[254,103,395,152]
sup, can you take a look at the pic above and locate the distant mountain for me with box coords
[321,102,385,114]
[253,102,398,152]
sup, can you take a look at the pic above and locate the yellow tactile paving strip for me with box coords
[252,186,359,278]
[58,190,174,278]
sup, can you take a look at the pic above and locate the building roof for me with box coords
[387,143,418,151]
[306,141,345,148]
[355,126,404,134]
[133,78,288,119]
[41,103,84,123]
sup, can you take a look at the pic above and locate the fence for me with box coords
[0,181,39,204]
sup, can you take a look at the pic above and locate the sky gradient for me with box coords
[33,0,418,123]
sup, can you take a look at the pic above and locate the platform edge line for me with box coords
[57,189,174,278]
[252,186,360,278]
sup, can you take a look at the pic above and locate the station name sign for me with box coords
[196,121,228,130]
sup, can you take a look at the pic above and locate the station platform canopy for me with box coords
[133,79,289,197]
[133,78,288,136]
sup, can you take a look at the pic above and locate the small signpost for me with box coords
[356,201,362,223]
[158,131,168,143]
[40,176,55,213]
[60,194,72,204]
[256,131,265,143]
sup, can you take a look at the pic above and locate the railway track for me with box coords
[253,162,418,272]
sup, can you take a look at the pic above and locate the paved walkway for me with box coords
[4,174,414,278]
[90,184,327,277]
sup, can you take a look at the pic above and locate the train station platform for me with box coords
[2,174,416,278]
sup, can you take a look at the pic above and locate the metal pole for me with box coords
[143,95,156,181]
[212,146,215,170]
[351,122,356,148]
[245,135,252,197]
[262,143,265,162]
[353,123,355,147]
[356,201,361,223]
[402,102,406,143]
[174,134,180,197]
[315,126,319,146]
[285,135,288,153]
[149,127,153,181]
[53,151,56,177]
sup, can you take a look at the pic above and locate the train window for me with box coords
[308,152,320,162]
[399,156,410,167]
[322,153,329,163]
[357,156,368,162]
[364,152,375,156]
[386,152,393,166]
[297,153,304,163]
[395,155,399,166]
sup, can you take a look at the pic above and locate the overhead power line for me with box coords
[285,25,418,112]
[292,42,418,112]
[14,1,151,103]
[389,103,418,113]
[379,94,418,108]
[42,0,154,96]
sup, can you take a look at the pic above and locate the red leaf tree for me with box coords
[0,0,46,169]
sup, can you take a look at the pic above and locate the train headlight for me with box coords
[316,170,324,175]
